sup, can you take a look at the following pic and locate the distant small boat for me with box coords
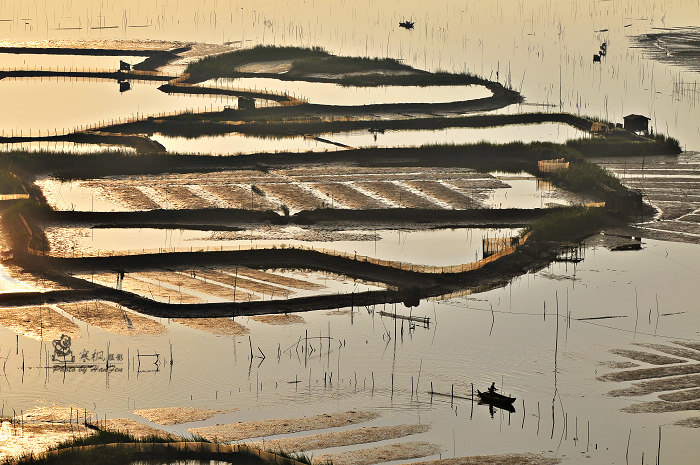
[399,20,414,30]
[477,389,516,405]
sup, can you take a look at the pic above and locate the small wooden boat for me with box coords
[477,389,516,405]
[399,20,415,30]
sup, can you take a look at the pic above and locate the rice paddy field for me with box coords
[0,0,698,464]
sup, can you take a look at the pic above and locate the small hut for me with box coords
[623,114,650,133]
[238,96,256,111]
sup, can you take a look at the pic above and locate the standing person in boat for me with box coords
[488,382,497,394]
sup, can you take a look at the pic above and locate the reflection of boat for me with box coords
[399,20,415,29]
[477,389,516,405]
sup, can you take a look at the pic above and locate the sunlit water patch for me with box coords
[0,77,234,134]
[0,53,147,70]
[152,132,335,155]
[0,140,135,154]
[201,77,492,105]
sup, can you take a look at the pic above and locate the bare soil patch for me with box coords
[251,314,305,325]
[311,441,441,465]
[611,349,685,365]
[188,410,379,442]
[621,399,700,413]
[658,388,700,402]
[0,306,79,341]
[410,453,560,465]
[134,406,236,425]
[596,364,700,382]
[235,60,294,74]
[173,318,249,336]
[608,374,700,397]
[255,424,428,452]
[58,301,166,335]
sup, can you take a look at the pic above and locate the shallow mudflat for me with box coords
[0,306,79,341]
[58,301,166,335]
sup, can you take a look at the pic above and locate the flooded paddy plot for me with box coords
[48,226,518,267]
[0,306,79,340]
[326,123,590,148]
[37,167,578,213]
[201,77,492,105]
[153,123,590,156]
[0,77,234,134]
[72,266,385,304]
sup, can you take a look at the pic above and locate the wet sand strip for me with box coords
[311,441,441,465]
[621,399,700,414]
[173,318,248,336]
[189,411,379,442]
[610,349,686,365]
[634,343,700,362]
[597,364,700,382]
[251,424,429,452]
[658,388,700,402]
[409,453,561,465]
[134,407,236,426]
[607,374,700,397]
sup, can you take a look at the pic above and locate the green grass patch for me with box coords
[524,206,617,242]
[566,135,681,157]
